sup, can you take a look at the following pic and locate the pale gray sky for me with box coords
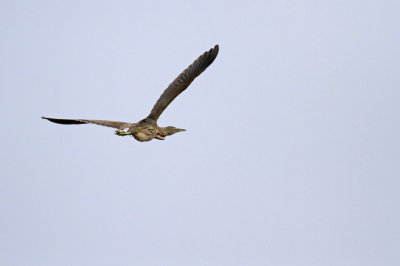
[1,0,399,265]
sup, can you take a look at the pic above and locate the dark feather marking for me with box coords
[41,117,131,129]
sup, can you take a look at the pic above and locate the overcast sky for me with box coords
[1,1,399,265]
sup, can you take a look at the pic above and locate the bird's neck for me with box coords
[159,127,174,135]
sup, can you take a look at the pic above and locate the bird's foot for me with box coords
[114,130,133,136]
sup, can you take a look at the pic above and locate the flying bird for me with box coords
[42,45,219,142]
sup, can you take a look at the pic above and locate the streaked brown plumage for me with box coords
[42,45,219,142]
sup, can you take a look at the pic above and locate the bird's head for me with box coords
[163,126,186,136]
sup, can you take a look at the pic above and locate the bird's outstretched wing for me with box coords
[41,117,132,129]
[147,44,219,121]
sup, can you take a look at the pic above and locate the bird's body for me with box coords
[42,45,219,142]
[126,119,163,142]
[132,123,157,142]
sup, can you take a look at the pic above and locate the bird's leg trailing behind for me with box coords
[114,129,140,136]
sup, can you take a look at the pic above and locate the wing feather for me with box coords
[41,117,132,129]
[147,45,219,121]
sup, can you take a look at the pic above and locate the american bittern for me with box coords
[42,45,219,142]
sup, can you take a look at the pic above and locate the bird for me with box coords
[42,45,219,142]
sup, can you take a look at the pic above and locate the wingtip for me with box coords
[206,44,219,60]
[212,44,219,52]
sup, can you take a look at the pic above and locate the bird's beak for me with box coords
[175,128,186,132]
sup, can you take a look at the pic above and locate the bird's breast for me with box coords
[133,132,154,142]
